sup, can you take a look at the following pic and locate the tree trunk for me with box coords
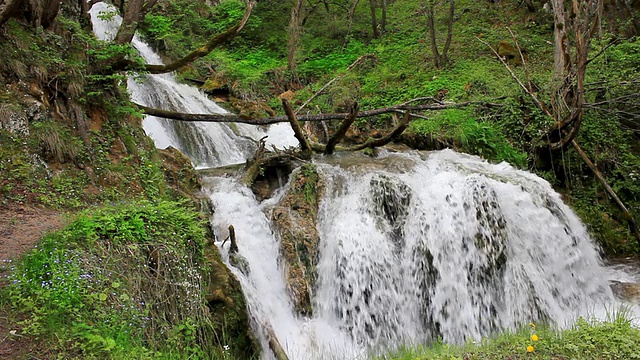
[116,0,158,44]
[346,0,361,36]
[0,0,23,26]
[426,1,441,68]
[442,0,455,65]
[381,0,387,33]
[288,0,305,71]
[369,0,379,38]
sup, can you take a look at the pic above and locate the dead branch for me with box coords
[282,99,311,151]
[348,110,411,150]
[137,99,496,125]
[572,140,640,247]
[325,103,359,154]
[228,225,238,254]
[139,2,254,74]
[475,36,552,117]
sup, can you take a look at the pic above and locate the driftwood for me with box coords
[325,103,359,154]
[228,225,238,254]
[282,99,311,151]
[264,323,289,360]
[137,99,497,125]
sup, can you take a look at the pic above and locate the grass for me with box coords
[0,201,254,359]
[382,312,640,360]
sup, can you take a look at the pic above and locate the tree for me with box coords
[478,0,640,246]
[369,0,379,38]
[288,0,305,70]
[425,0,455,69]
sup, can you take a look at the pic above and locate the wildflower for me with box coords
[531,334,539,342]
[527,345,534,353]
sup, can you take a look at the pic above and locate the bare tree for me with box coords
[369,0,379,38]
[288,0,305,70]
[425,0,455,69]
[547,0,604,149]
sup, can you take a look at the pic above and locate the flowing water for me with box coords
[90,4,639,359]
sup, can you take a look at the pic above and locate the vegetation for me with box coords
[382,313,640,360]
[136,0,640,254]
[0,201,255,359]
[1,0,640,359]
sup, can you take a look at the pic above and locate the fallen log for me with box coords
[136,100,498,125]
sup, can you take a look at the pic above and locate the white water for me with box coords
[90,4,638,359]
[89,2,296,168]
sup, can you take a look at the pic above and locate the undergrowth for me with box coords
[382,312,640,360]
[0,201,247,359]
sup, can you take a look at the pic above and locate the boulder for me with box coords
[610,281,640,304]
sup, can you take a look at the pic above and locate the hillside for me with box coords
[0,0,639,359]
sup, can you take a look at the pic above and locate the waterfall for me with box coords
[90,3,638,359]
[89,2,296,168]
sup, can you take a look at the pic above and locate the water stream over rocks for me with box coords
[90,4,640,358]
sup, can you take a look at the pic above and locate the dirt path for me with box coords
[0,205,66,359]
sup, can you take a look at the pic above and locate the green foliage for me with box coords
[1,201,235,359]
[381,313,640,360]
[410,109,527,167]
[299,164,320,207]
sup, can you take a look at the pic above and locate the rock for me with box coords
[203,245,259,358]
[610,281,640,304]
[270,164,323,316]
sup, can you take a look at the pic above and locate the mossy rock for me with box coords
[270,164,323,316]
[203,245,259,359]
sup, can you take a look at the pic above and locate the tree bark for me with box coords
[0,0,23,26]
[288,0,305,70]
[114,0,158,44]
[282,99,311,151]
[426,1,441,68]
[369,0,379,38]
[381,0,387,33]
[325,103,359,154]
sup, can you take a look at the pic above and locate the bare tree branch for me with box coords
[140,2,255,74]
[282,99,311,151]
[325,103,359,154]
[137,99,496,124]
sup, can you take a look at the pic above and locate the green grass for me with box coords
[382,312,640,360]
[0,201,248,359]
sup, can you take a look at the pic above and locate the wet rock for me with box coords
[158,146,201,200]
[369,174,412,252]
[270,164,323,316]
[203,245,259,358]
[610,281,640,304]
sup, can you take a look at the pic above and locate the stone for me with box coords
[610,281,640,304]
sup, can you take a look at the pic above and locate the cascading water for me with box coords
[89,2,296,168]
[90,3,638,359]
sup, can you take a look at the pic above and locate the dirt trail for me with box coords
[0,205,66,359]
